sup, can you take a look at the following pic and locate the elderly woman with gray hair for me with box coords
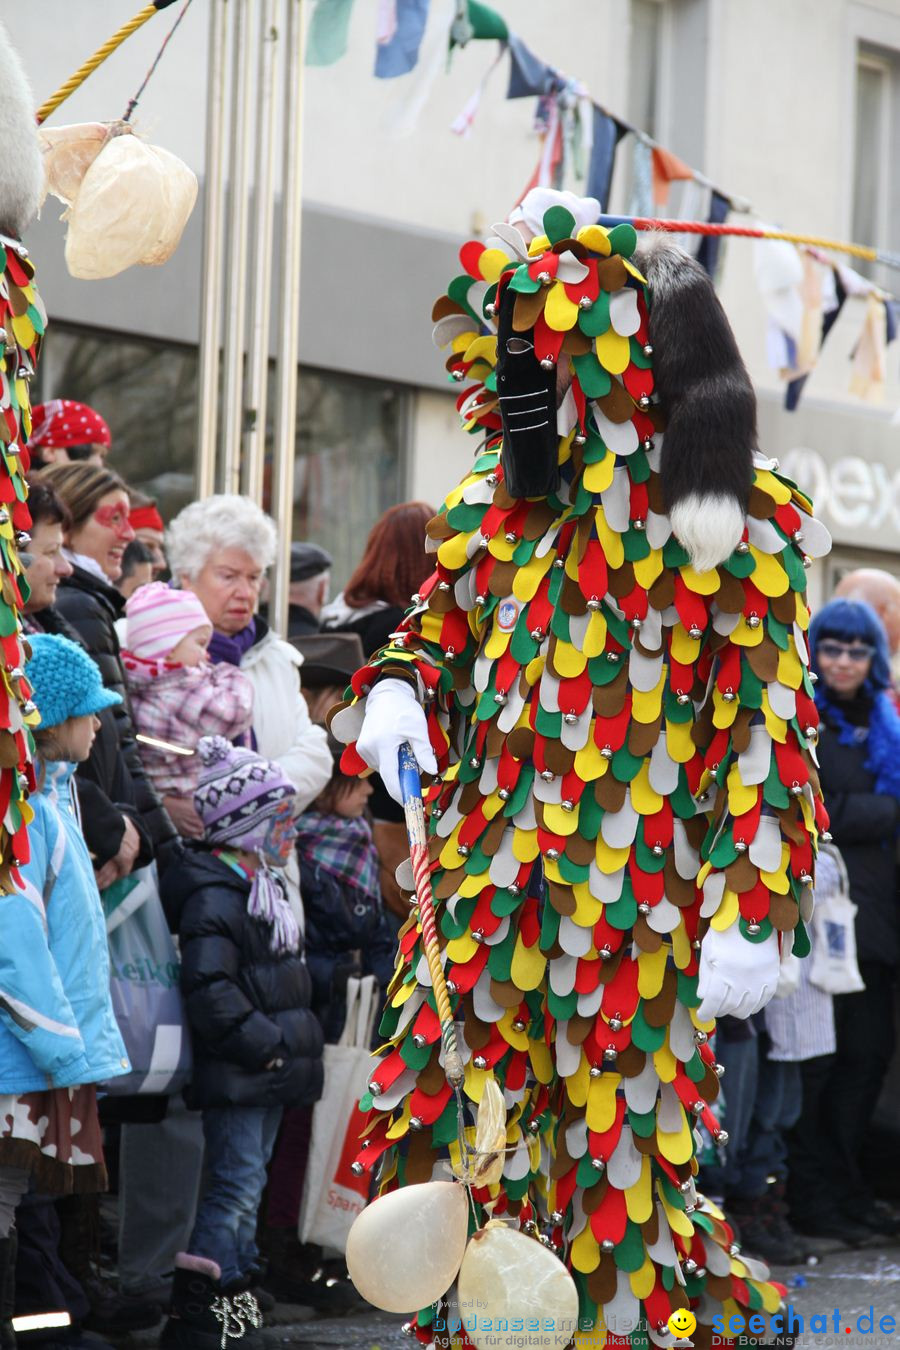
[113,496,332,1310]
[163,494,332,838]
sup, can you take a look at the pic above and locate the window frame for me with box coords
[852,50,892,278]
[845,5,900,288]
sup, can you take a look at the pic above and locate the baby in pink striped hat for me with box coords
[122,582,254,818]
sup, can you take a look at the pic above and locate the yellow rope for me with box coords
[36,3,159,124]
[761,229,879,264]
[423,930,455,1033]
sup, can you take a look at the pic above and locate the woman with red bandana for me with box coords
[27,399,112,469]
[128,494,168,579]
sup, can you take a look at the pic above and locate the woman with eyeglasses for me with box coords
[796,597,900,1239]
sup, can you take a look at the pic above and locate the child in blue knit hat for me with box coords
[0,635,131,1336]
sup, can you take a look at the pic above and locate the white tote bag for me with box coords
[809,844,865,995]
[298,975,379,1252]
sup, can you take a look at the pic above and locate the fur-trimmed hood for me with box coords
[633,234,757,571]
[432,202,760,573]
[0,24,44,239]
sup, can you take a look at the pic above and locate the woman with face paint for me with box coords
[38,462,181,887]
[332,188,831,1342]
[160,736,323,1349]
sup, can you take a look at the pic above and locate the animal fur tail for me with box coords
[634,234,756,572]
[0,23,44,239]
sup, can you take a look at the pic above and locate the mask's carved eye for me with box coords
[505,337,534,355]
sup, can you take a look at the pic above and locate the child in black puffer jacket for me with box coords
[296,751,396,1040]
[257,740,396,1313]
[160,736,323,1350]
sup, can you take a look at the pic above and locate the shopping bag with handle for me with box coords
[102,864,193,1095]
[808,843,865,995]
[298,975,379,1251]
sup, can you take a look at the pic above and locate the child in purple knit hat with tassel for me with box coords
[160,736,323,1350]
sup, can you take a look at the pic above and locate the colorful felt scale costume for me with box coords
[0,233,42,873]
[0,26,48,889]
[332,195,830,1349]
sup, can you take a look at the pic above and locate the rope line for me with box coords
[36,3,159,124]
[123,0,196,122]
[597,215,898,269]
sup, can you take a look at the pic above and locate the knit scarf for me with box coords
[207,623,258,747]
[815,684,900,805]
[213,848,300,955]
[294,811,381,904]
[208,621,258,668]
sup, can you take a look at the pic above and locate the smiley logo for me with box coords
[667,1308,697,1341]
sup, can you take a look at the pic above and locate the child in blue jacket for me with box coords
[0,634,130,1341]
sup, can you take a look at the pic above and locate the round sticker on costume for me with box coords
[497,599,519,632]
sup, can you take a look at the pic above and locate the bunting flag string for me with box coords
[304,0,900,405]
[585,105,627,210]
[449,40,506,136]
[598,216,898,409]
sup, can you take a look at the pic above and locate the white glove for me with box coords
[696,924,781,1021]
[355,678,438,805]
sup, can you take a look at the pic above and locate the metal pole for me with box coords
[195,0,228,499]
[270,0,304,636]
[219,0,253,494]
[242,0,279,503]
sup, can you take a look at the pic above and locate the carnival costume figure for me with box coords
[331,189,831,1348]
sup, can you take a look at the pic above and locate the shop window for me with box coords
[287,368,408,589]
[39,324,408,587]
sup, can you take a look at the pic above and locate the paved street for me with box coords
[264,1307,409,1348]
[255,1240,900,1349]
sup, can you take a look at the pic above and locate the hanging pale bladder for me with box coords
[344,1077,578,1338]
[345,1179,469,1313]
[457,1222,580,1350]
[38,121,197,280]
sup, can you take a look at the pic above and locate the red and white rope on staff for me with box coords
[398,744,466,1087]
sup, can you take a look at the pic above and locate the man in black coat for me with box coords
[263,541,332,639]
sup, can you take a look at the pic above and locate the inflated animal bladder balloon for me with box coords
[345,1180,469,1313]
[457,1222,579,1349]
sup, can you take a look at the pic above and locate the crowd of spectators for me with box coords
[697,571,900,1263]
[0,399,438,1349]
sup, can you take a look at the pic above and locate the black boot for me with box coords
[55,1195,160,1336]
[1,1232,16,1348]
[258,1228,363,1315]
[791,1207,872,1247]
[762,1182,806,1264]
[728,1196,804,1265]
[160,1256,263,1350]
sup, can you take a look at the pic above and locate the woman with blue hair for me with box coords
[793,597,900,1240]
